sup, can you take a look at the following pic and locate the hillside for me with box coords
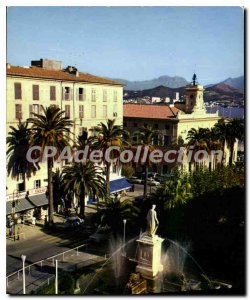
[221,76,244,92]
[124,83,244,103]
[114,75,188,90]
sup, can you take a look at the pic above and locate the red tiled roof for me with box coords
[123,104,179,119]
[6,66,124,86]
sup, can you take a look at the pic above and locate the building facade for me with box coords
[124,75,238,174]
[6,59,130,218]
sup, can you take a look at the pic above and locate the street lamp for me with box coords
[55,259,58,294]
[21,255,26,294]
[123,219,127,255]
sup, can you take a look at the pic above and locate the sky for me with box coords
[7,6,244,85]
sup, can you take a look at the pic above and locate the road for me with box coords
[6,183,152,276]
[7,226,93,275]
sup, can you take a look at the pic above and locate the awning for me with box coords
[6,194,48,215]
[110,178,132,194]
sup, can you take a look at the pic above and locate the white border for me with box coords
[1,2,248,300]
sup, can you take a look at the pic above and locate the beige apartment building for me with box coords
[6,58,130,218]
[124,76,237,174]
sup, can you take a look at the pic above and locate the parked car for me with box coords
[147,178,161,186]
[89,227,112,243]
[128,176,143,184]
[56,217,84,230]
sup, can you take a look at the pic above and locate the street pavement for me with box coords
[6,184,146,294]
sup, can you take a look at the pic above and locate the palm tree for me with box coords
[6,122,37,191]
[96,196,140,235]
[28,106,73,225]
[215,118,244,166]
[62,161,106,217]
[162,176,193,209]
[135,125,160,197]
[88,119,130,195]
[186,127,209,170]
[52,168,65,212]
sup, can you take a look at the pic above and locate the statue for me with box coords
[146,205,159,237]
[192,73,197,86]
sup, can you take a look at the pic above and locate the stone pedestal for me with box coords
[136,234,163,279]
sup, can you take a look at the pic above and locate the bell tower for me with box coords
[185,73,206,114]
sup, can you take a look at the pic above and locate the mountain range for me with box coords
[123,82,244,103]
[114,75,244,92]
[114,75,188,90]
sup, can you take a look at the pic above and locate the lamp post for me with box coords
[123,219,127,255]
[55,259,58,294]
[21,255,26,294]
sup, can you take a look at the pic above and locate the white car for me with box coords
[147,178,161,186]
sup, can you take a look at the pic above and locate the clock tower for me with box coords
[185,73,206,114]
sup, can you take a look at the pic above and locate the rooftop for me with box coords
[123,103,180,120]
[6,65,124,86]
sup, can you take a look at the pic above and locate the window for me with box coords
[34,179,41,189]
[91,89,96,102]
[91,105,96,118]
[65,105,70,118]
[29,104,42,117]
[50,86,56,100]
[154,124,159,129]
[14,83,22,100]
[33,104,39,114]
[113,90,118,102]
[144,123,148,128]
[103,89,107,102]
[15,104,22,120]
[133,123,138,127]
[164,135,170,146]
[103,105,107,117]
[79,127,88,138]
[153,135,158,145]
[113,104,118,117]
[33,85,39,100]
[17,182,24,192]
[124,122,127,127]
[64,87,70,100]
[78,88,85,101]
[79,105,84,118]
[165,124,170,130]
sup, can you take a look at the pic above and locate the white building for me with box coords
[6,59,131,218]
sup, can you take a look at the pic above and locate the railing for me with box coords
[6,243,86,288]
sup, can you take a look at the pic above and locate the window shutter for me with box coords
[50,86,56,100]
[33,85,39,100]
[15,104,22,120]
[62,87,64,100]
[29,105,33,117]
[79,105,84,118]
[14,83,22,100]
[39,105,43,114]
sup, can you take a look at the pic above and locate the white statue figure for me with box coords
[146,205,159,237]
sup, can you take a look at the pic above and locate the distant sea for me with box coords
[206,106,244,119]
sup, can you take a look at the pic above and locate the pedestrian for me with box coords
[17,227,20,240]
[9,227,12,237]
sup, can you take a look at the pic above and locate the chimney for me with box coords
[66,66,78,75]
